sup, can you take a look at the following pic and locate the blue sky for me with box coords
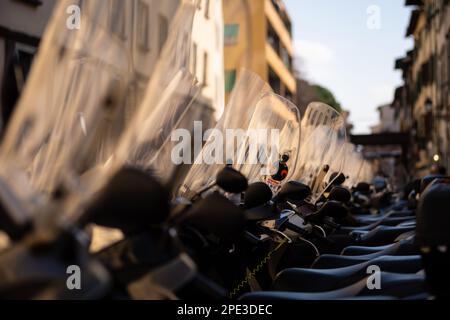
[284,0,414,133]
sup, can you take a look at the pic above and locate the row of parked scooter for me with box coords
[0,0,448,300]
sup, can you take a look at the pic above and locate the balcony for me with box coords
[265,42,296,94]
[267,20,292,71]
[270,0,292,35]
[265,0,294,57]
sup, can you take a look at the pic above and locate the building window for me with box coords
[158,14,169,53]
[285,88,293,102]
[225,70,237,93]
[202,52,208,86]
[280,46,291,70]
[267,20,280,53]
[224,24,239,46]
[137,0,150,51]
[268,67,281,94]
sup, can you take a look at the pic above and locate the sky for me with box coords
[284,0,414,133]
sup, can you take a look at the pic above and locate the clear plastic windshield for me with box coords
[293,102,347,202]
[114,70,200,184]
[0,1,197,221]
[0,0,137,218]
[341,143,364,189]
[0,0,193,196]
[358,160,374,184]
[233,93,301,193]
[177,70,271,198]
[66,1,199,216]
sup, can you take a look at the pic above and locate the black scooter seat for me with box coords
[341,239,417,256]
[352,226,416,246]
[312,253,421,269]
[397,221,416,227]
[241,272,426,300]
[244,204,277,221]
[354,210,413,224]
[273,255,423,292]
[340,217,415,232]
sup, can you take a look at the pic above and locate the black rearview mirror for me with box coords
[328,186,351,202]
[180,193,245,240]
[216,167,248,194]
[329,172,346,186]
[319,200,348,219]
[244,182,273,209]
[81,167,170,235]
[277,181,311,202]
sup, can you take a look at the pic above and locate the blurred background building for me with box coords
[222,0,296,103]
[366,103,405,187]
[371,104,400,134]
[191,0,225,121]
[393,0,449,177]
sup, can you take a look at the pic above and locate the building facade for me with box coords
[191,0,225,120]
[394,0,450,176]
[222,0,296,102]
[371,104,400,134]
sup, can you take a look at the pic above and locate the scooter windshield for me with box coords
[177,70,271,199]
[293,102,347,202]
[68,1,199,209]
[0,1,186,192]
[233,93,301,193]
[0,0,137,221]
[0,1,197,220]
[114,70,200,185]
[341,143,364,188]
[358,160,374,184]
